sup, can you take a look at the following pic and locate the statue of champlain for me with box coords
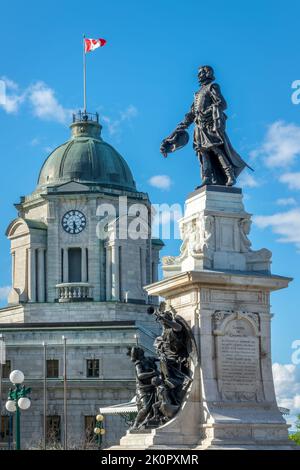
[161,65,252,188]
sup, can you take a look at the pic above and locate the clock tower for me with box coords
[0,112,163,447]
[6,112,162,306]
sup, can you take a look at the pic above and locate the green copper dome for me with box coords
[38,115,136,192]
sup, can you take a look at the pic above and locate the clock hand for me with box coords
[73,221,76,232]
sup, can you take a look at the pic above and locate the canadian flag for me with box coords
[84,38,107,53]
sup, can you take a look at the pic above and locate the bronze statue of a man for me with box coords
[161,65,252,188]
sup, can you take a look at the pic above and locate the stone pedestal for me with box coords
[162,186,272,277]
[114,186,294,450]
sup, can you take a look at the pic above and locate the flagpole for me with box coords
[83,34,87,114]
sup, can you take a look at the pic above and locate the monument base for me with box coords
[111,187,295,450]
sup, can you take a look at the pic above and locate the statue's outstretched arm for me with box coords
[176,103,195,130]
[160,103,193,157]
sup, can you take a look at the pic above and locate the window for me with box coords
[46,416,61,443]
[0,416,13,442]
[61,248,64,282]
[86,359,99,378]
[2,360,11,379]
[68,248,82,282]
[86,248,89,282]
[84,416,96,442]
[47,359,59,378]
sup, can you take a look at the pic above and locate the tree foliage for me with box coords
[289,414,300,446]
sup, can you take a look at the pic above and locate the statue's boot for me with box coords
[224,167,236,186]
[196,152,212,189]
[215,149,236,187]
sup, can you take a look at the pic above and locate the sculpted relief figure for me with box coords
[239,218,252,252]
[161,66,253,188]
[128,303,196,430]
[127,346,159,429]
[179,219,203,260]
[203,215,215,254]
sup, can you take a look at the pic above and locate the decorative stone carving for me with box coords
[213,310,226,325]
[162,187,272,276]
[245,248,272,273]
[179,218,203,259]
[239,218,252,252]
[213,310,260,336]
[203,215,215,254]
[162,256,178,266]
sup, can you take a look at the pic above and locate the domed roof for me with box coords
[38,114,136,192]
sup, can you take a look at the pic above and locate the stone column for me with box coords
[11,251,15,288]
[152,260,158,283]
[46,201,59,302]
[260,312,276,402]
[140,247,146,291]
[81,247,87,283]
[149,255,153,285]
[63,248,68,283]
[99,241,105,301]
[106,245,112,300]
[38,248,45,302]
[27,248,36,302]
[111,243,120,301]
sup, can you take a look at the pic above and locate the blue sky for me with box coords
[1,0,300,424]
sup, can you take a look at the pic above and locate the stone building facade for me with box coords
[0,113,163,448]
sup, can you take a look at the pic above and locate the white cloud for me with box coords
[0,77,26,113]
[279,172,300,190]
[0,76,73,123]
[1,94,25,113]
[28,82,73,124]
[1,77,137,129]
[1,76,19,91]
[102,105,138,136]
[0,286,10,301]
[276,197,297,206]
[252,121,300,168]
[254,208,300,248]
[273,363,300,429]
[238,171,260,188]
[148,175,172,190]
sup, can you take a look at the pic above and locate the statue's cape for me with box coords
[160,130,189,156]
[221,132,253,176]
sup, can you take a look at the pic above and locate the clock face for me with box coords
[62,210,86,234]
